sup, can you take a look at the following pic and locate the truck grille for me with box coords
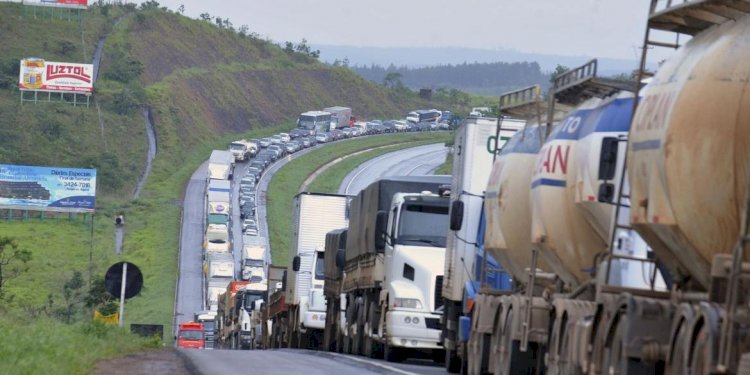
[425,317,441,330]
[434,276,443,311]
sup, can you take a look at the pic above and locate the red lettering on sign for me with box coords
[534,144,570,175]
[46,64,91,83]
[552,145,569,174]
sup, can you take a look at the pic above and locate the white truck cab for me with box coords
[379,191,450,351]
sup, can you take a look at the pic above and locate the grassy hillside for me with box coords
[0,1,456,363]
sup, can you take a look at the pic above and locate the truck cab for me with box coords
[379,190,450,352]
[177,322,205,349]
[300,248,327,332]
[238,284,267,349]
[194,311,217,349]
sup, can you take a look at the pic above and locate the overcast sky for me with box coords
[149,0,654,60]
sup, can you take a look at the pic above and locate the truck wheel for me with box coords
[445,348,461,373]
[384,342,404,363]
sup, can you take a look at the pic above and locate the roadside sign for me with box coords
[105,261,143,299]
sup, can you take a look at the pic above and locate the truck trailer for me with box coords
[207,150,234,181]
[322,228,348,352]
[323,106,353,129]
[266,193,350,349]
[333,176,451,362]
[439,116,524,371]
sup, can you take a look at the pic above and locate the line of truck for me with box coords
[242,5,750,373]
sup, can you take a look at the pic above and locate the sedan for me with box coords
[240,205,255,220]
[242,219,257,232]
[315,133,329,143]
[259,138,271,148]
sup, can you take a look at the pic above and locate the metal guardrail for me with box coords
[553,59,597,94]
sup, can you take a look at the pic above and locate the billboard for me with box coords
[0,164,97,213]
[19,58,94,93]
[30,0,88,8]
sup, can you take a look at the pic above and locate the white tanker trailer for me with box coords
[463,4,750,375]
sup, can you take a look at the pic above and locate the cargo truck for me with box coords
[205,253,234,311]
[266,193,350,349]
[207,150,234,180]
[176,322,205,349]
[460,60,664,374]
[207,179,231,220]
[229,140,256,162]
[241,236,267,281]
[334,176,451,362]
[322,228,348,352]
[323,106,353,129]
[439,116,523,372]
[204,224,230,254]
[193,311,217,349]
[215,281,249,349]
[216,281,266,350]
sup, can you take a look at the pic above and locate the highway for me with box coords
[176,140,449,374]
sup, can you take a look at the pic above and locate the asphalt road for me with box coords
[339,143,448,195]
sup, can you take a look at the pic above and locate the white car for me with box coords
[242,219,257,232]
[244,227,259,236]
[279,133,291,142]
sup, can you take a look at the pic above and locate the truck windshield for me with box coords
[244,259,263,267]
[397,202,449,247]
[244,293,263,309]
[230,144,245,151]
[201,321,214,331]
[314,251,325,280]
[179,330,202,340]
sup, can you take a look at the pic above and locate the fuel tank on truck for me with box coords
[629,15,750,290]
[530,93,634,287]
[484,123,548,284]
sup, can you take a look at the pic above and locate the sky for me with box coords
[148,0,655,60]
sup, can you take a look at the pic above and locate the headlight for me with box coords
[393,298,423,309]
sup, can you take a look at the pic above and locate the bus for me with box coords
[406,109,441,124]
[296,111,332,135]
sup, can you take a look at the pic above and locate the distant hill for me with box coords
[350,61,550,96]
[315,45,646,79]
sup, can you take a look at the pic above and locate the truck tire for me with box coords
[445,348,461,373]
[384,341,404,363]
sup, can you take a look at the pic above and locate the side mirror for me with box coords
[598,137,619,181]
[598,182,615,203]
[374,211,388,252]
[292,255,301,272]
[335,249,346,270]
[449,200,464,231]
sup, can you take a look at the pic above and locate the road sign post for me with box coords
[118,262,127,327]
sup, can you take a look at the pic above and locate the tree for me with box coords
[383,72,403,89]
[199,12,212,22]
[238,25,249,36]
[549,64,570,83]
[177,4,185,14]
[0,237,31,299]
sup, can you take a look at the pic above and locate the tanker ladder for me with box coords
[591,2,750,374]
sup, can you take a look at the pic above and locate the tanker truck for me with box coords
[440,115,523,372]
[336,176,451,362]
[461,59,666,374]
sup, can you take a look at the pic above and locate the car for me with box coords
[244,227,259,236]
[393,120,409,132]
[341,128,354,138]
[242,219,257,232]
[299,138,311,148]
[240,205,255,220]
[284,143,296,154]
[246,170,261,182]
[279,133,291,142]
[416,122,433,131]
[315,133,329,143]
[330,129,345,140]
[289,129,306,139]
[240,188,256,197]
[249,160,265,170]
[270,135,284,145]
[268,144,285,157]
[259,138,271,148]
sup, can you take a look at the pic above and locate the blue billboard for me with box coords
[0,164,96,213]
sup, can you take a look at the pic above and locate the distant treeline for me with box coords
[349,61,551,96]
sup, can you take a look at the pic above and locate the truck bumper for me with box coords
[240,331,254,347]
[303,311,326,330]
[386,310,442,349]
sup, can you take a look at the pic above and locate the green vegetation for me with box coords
[0,318,155,374]
[306,138,452,194]
[267,132,451,265]
[436,153,454,175]
[0,0,462,367]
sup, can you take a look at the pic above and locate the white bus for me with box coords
[297,111,332,135]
